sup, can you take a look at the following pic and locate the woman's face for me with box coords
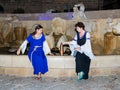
[76,26,83,33]
[36,28,43,34]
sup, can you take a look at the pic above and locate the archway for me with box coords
[0,5,4,13]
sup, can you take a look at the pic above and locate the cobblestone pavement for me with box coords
[0,75,120,90]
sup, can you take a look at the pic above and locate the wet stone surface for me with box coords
[0,75,120,90]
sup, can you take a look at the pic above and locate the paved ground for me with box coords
[0,75,120,90]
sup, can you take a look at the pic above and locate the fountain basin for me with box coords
[0,55,120,77]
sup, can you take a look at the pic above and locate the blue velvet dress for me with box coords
[26,33,48,75]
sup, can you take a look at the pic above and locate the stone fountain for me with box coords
[0,5,120,77]
[0,4,120,55]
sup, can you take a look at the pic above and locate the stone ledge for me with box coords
[0,55,120,77]
[0,9,120,20]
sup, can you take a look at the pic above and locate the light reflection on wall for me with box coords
[38,12,73,20]
[38,13,54,20]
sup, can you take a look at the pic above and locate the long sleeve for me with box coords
[43,40,51,55]
[20,40,28,54]
[80,32,95,60]
[69,35,82,56]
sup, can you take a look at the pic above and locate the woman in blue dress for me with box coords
[17,24,51,79]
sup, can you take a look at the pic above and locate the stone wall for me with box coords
[0,9,120,21]
[0,0,101,13]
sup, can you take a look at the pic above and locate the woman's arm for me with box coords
[17,40,28,55]
[62,35,77,45]
[43,40,52,55]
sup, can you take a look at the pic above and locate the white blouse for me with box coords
[69,32,95,60]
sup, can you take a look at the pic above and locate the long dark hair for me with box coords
[75,22,85,32]
[31,24,43,35]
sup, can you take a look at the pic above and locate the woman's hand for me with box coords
[62,42,65,45]
[74,47,81,51]
[48,53,54,56]
[16,48,21,55]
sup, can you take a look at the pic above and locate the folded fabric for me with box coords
[73,50,78,57]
